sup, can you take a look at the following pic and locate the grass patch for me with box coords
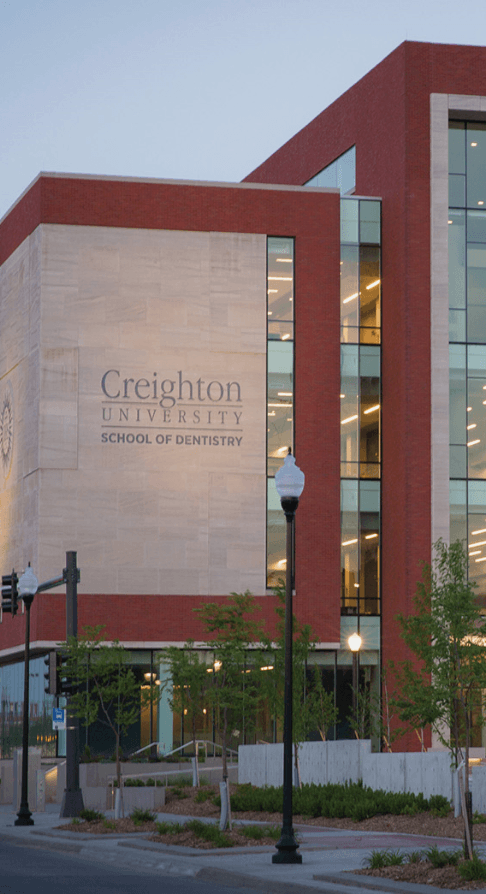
[424,845,460,868]
[130,807,156,824]
[239,824,280,841]
[79,808,105,823]
[364,850,404,869]
[458,853,486,882]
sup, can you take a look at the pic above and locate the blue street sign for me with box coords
[52,707,66,730]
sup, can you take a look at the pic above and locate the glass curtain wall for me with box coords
[449,122,486,606]
[340,198,381,618]
[267,237,294,587]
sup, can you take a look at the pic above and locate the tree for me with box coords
[263,585,336,781]
[195,591,264,779]
[305,666,339,743]
[391,539,486,783]
[159,640,208,768]
[61,625,159,813]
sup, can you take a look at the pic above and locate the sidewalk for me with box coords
[1,804,485,894]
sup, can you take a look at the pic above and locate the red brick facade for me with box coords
[0,177,341,652]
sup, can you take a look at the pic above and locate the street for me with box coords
[0,836,260,894]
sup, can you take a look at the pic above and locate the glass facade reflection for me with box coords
[0,656,56,758]
[340,198,381,616]
[267,237,294,586]
[449,122,486,604]
[305,146,356,195]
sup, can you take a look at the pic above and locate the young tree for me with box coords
[61,625,159,812]
[305,666,339,743]
[264,585,335,780]
[195,591,264,779]
[391,539,486,783]
[159,640,208,763]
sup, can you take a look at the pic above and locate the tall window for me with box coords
[449,122,486,603]
[266,237,294,587]
[340,199,381,616]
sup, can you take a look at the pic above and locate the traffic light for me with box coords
[1,570,18,616]
[44,651,58,695]
[57,653,74,697]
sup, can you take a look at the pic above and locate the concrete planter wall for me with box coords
[239,741,454,801]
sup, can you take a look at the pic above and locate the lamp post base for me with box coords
[15,803,34,826]
[272,830,302,864]
[60,788,84,818]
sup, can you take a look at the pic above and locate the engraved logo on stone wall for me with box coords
[0,382,13,478]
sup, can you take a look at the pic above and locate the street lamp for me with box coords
[348,631,362,717]
[15,564,38,826]
[272,449,304,865]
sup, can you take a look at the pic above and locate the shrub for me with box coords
[130,807,156,824]
[195,789,213,803]
[167,774,193,787]
[229,782,450,823]
[405,851,422,864]
[156,820,185,835]
[458,853,486,881]
[103,819,117,830]
[240,824,280,841]
[364,850,404,868]
[79,808,105,823]
[424,846,460,868]
[186,819,232,848]
[125,777,144,787]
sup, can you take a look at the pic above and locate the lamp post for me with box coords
[272,449,304,865]
[15,564,38,826]
[348,631,362,717]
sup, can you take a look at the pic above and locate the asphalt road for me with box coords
[0,837,261,894]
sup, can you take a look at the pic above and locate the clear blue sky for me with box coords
[2,0,486,219]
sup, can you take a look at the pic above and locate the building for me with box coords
[0,39,485,756]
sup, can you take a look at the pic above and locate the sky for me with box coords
[2,0,486,220]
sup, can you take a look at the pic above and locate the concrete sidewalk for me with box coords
[0,804,485,894]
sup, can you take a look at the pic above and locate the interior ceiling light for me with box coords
[340,394,346,398]
[268,411,275,416]
[448,220,453,224]
[468,406,472,411]
[467,423,477,430]
[471,141,478,147]
[268,289,278,293]
[479,201,485,206]
[343,293,359,304]
[469,550,481,556]
[276,258,292,263]
[476,556,486,563]
[364,404,380,414]
[467,439,481,446]
[342,538,358,546]
[341,415,358,424]
[268,311,273,315]
[365,533,379,539]
[472,528,486,535]
[278,392,293,396]
[468,540,486,548]
[354,583,360,588]
[268,276,293,281]
[366,279,381,290]
[268,402,292,407]
[282,334,291,340]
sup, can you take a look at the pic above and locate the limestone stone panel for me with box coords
[31,225,268,596]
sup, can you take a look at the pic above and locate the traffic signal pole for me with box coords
[59,551,84,817]
[5,552,84,822]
